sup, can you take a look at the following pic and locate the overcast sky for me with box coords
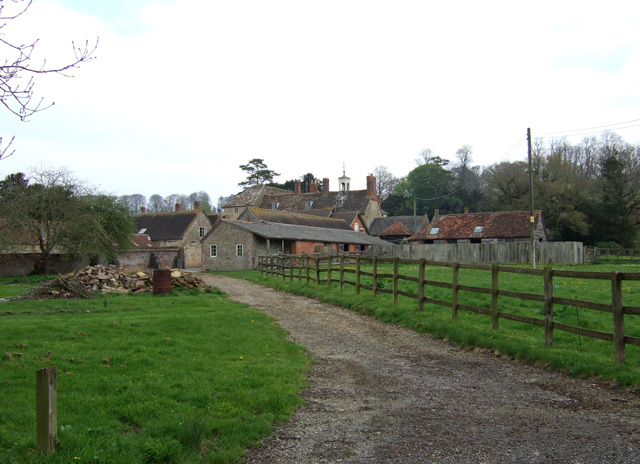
[2,0,640,204]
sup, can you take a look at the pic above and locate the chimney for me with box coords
[140,205,146,214]
[294,180,301,195]
[175,201,181,212]
[366,175,377,199]
[194,200,201,210]
[323,177,330,193]
[464,207,469,215]
[309,179,318,193]
[433,209,439,221]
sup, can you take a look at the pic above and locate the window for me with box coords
[429,227,439,235]
[305,200,313,209]
[354,223,359,232]
[236,244,243,257]
[210,244,218,257]
[234,207,239,214]
[473,225,483,233]
[199,226,206,237]
[271,201,280,210]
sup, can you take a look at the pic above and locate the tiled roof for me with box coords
[329,211,361,225]
[213,220,387,245]
[288,208,333,218]
[238,208,352,230]
[134,211,201,241]
[224,185,292,208]
[409,211,545,241]
[368,216,428,236]
[259,189,375,215]
[379,222,414,237]
[129,234,155,248]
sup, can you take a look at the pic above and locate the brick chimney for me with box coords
[366,175,377,199]
[194,200,201,210]
[464,207,469,215]
[294,180,301,195]
[433,209,439,221]
[175,201,181,212]
[140,205,146,214]
[309,179,318,193]
[323,177,330,193]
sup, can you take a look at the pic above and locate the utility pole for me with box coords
[527,128,536,269]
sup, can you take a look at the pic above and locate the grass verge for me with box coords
[0,283,310,463]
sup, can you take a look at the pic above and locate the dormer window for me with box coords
[429,227,439,235]
[473,226,483,233]
[199,226,206,237]
[271,201,280,210]
[336,199,344,207]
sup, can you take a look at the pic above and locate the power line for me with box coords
[536,118,640,138]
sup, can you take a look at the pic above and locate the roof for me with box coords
[223,185,292,208]
[379,222,414,237]
[207,220,388,246]
[134,211,203,241]
[288,208,333,218]
[238,208,352,230]
[329,211,361,225]
[259,189,376,215]
[129,233,154,248]
[368,216,429,236]
[408,211,546,241]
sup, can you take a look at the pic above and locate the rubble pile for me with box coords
[15,265,209,300]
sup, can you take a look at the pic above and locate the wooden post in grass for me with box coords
[356,255,361,295]
[418,258,425,311]
[372,256,378,297]
[611,271,625,364]
[544,267,554,347]
[452,262,460,320]
[393,257,399,304]
[36,365,57,454]
[306,255,310,284]
[327,255,332,287]
[315,255,320,287]
[340,254,345,291]
[491,264,499,330]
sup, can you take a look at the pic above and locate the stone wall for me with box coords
[117,248,182,270]
[202,222,268,271]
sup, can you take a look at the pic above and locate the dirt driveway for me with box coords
[198,274,640,463]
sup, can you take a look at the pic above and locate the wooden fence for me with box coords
[593,248,640,264]
[368,241,585,265]
[257,254,640,364]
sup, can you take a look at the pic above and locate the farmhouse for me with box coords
[222,171,386,228]
[201,219,387,271]
[127,201,218,269]
[408,209,548,244]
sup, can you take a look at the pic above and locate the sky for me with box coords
[2,0,640,205]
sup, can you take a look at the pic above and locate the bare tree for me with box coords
[148,194,164,212]
[414,148,434,165]
[0,0,98,160]
[372,165,399,201]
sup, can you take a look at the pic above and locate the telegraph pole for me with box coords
[528,128,536,269]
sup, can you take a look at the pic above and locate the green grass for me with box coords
[0,285,310,463]
[225,262,640,388]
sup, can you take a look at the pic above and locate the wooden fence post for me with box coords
[393,257,399,304]
[260,256,264,277]
[452,262,459,320]
[491,264,499,330]
[36,365,57,454]
[340,254,345,291]
[327,255,333,287]
[544,267,554,347]
[356,255,361,295]
[417,258,425,311]
[372,256,378,297]
[612,271,626,364]
[306,255,310,284]
[315,255,320,287]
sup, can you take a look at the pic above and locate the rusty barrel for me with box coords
[153,269,172,295]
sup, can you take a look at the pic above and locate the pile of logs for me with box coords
[15,265,209,300]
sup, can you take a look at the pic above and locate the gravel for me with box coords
[198,274,640,464]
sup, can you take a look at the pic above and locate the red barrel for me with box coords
[153,269,172,295]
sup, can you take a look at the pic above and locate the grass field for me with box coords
[0,279,310,463]
[228,261,640,388]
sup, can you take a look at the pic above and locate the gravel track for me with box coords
[197,274,640,464]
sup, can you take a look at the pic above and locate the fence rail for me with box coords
[257,254,640,364]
